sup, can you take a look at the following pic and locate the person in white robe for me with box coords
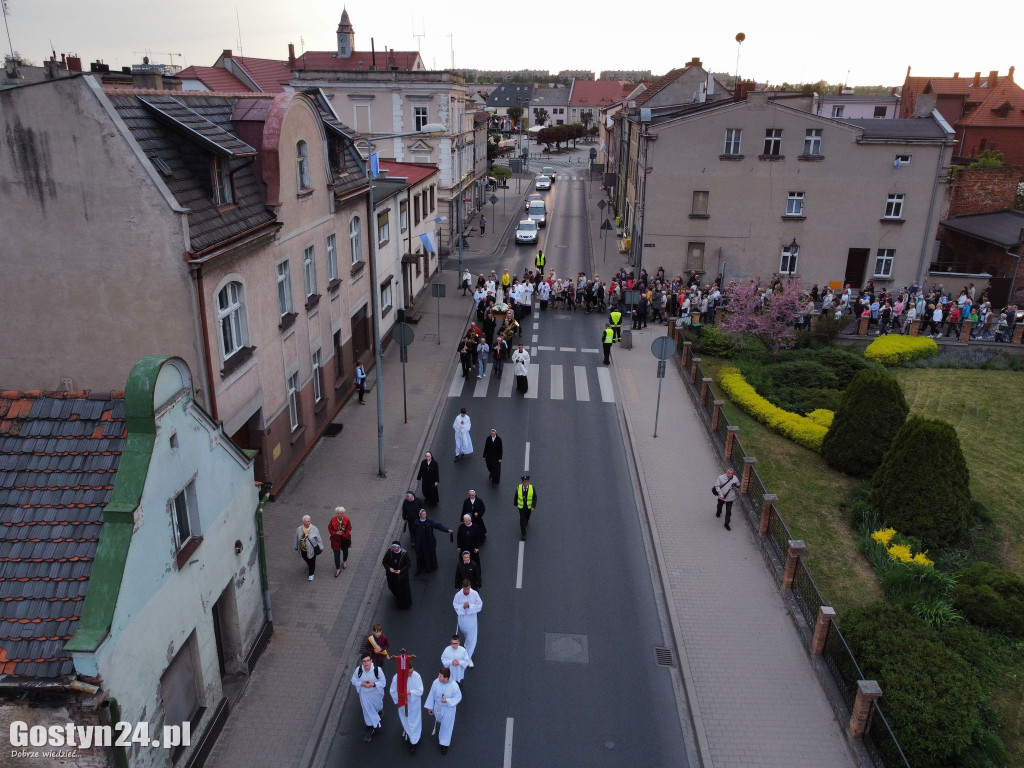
[389,661,424,752]
[351,654,386,741]
[441,635,471,684]
[453,408,473,461]
[425,667,463,753]
[453,583,483,659]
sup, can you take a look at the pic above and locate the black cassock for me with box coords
[402,494,422,531]
[456,523,484,566]
[461,496,487,539]
[417,458,440,506]
[381,548,412,608]
[481,435,503,485]
[455,558,482,589]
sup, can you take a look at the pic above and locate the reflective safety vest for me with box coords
[502,273,511,287]
[609,311,622,328]
[516,484,534,508]
[603,327,615,344]
[535,252,545,268]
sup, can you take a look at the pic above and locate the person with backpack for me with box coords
[351,653,386,742]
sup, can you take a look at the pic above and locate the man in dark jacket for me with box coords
[456,514,484,567]
[482,429,503,485]
[409,509,453,575]
[461,490,486,540]
[402,491,421,533]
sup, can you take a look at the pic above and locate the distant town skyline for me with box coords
[3,0,1019,87]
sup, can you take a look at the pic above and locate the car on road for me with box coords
[541,166,556,182]
[535,175,551,190]
[524,193,542,212]
[527,200,547,228]
[515,219,539,244]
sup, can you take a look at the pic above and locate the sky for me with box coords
[3,0,1020,87]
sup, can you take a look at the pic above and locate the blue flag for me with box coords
[370,152,380,178]
[419,233,436,254]
[434,216,447,224]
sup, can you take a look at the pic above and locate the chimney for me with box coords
[906,66,911,78]
[688,56,702,68]
[288,43,296,67]
[133,70,163,90]
[988,70,998,86]
[43,60,59,79]
[222,49,233,59]
[973,72,981,87]
[953,72,959,78]
[371,38,376,70]
[1010,66,1015,82]
[66,55,82,72]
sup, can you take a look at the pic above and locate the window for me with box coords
[895,154,911,167]
[414,196,421,225]
[380,279,393,316]
[303,245,317,298]
[217,282,248,360]
[326,233,339,282]
[211,156,234,205]
[780,244,799,275]
[334,330,344,381]
[354,104,370,133]
[786,191,805,216]
[686,242,705,272]
[349,216,362,264]
[311,349,323,403]
[160,634,202,750]
[873,105,887,118]
[413,106,428,132]
[421,190,428,219]
[400,200,409,233]
[170,480,200,551]
[287,373,299,431]
[691,190,709,216]
[377,211,390,245]
[884,193,905,219]
[763,128,782,156]
[296,141,311,191]
[874,249,895,277]
[429,186,435,213]
[276,261,293,317]
[803,129,822,156]
[831,105,845,118]
[723,128,742,155]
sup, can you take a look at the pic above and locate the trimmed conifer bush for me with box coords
[954,562,1024,637]
[822,369,908,477]
[869,415,971,544]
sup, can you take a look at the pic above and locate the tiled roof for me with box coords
[294,50,422,72]
[960,78,1024,127]
[531,88,569,107]
[486,83,534,108]
[303,90,369,201]
[139,95,257,157]
[177,66,250,93]
[0,390,126,680]
[842,117,951,140]
[940,210,1024,247]
[230,56,292,93]
[378,161,437,186]
[569,80,633,107]
[107,92,277,254]
[634,68,683,106]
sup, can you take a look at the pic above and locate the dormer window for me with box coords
[211,156,234,205]
[296,140,311,192]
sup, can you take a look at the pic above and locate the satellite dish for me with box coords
[736,33,746,43]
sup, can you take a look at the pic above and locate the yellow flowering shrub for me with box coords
[887,544,914,563]
[872,528,897,547]
[716,367,830,452]
[806,409,835,428]
[864,335,938,366]
[913,552,934,567]
[870,526,933,567]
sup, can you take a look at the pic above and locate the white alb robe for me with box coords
[389,670,424,744]
[425,678,463,746]
[453,414,473,456]
[453,587,483,658]
[350,664,386,727]
[441,644,471,683]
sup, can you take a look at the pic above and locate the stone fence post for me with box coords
[741,456,756,493]
[700,378,713,407]
[849,681,882,739]
[857,316,870,336]
[959,320,973,343]
[759,493,778,536]
[909,319,920,337]
[725,426,739,459]
[782,539,806,589]
[681,341,692,365]
[1013,323,1024,344]
[690,357,702,385]
[711,400,724,431]
[811,606,836,654]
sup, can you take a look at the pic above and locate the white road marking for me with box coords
[581,348,600,353]
[526,364,539,398]
[538,345,556,351]
[516,542,525,589]
[550,364,564,400]
[498,372,514,398]
[473,374,489,397]
[559,346,576,352]
[531,346,538,356]
[448,370,465,398]
[596,366,615,402]
[524,441,530,472]
[504,717,515,767]
[574,366,590,401]
[532,334,538,343]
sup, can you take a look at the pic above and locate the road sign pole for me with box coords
[402,350,408,424]
[654,371,664,438]
[436,292,441,345]
[603,229,608,262]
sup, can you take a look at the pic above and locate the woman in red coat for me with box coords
[328,506,353,577]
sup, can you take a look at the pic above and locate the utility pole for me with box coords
[2,1,15,61]
[456,102,465,276]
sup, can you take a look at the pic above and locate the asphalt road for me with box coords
[327,167,689,766]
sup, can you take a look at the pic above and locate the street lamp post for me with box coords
[362,122,445,477]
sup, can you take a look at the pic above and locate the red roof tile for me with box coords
[231,56,293,93]
[569,80,634,108]
[377,161,438,186]
[960,78,1024,127]
[294,50,423,72]
[635,69,684,106]
[177,65,251,93]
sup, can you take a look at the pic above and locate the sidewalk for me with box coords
[206,180,529,768]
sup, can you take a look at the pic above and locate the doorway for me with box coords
[351,304,371,367]
[212,584,244,680]
[844,249,870,288]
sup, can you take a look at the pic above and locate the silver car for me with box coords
[515,219,538,244]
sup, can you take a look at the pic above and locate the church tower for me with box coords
[336,8,354,58]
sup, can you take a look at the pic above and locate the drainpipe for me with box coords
[107,698,130,768]
[1006,239,1022,307]
[193,266,220,421]
[254,489,273,625]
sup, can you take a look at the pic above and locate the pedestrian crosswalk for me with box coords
[447,364,615,403]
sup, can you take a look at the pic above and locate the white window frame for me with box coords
[170,480,201,551]
[303,245,317,298]
[686,242,706,272]
[723,128,742,155]
[211,156,234,205]
[350,216,362,264]
[287,373,299,431]
[400,200,409,233]
[763,128,782,156]
[216,281,249,360]
[311,349,323,403]
[803,129,822,156]
[377,211,390,246]
[831,105,845,118]
[780,246,799,275]
[380,279,393,316]
[874,249,895,278]
[884,193,905,219]
[786,191,805,216]
[276,261,293,317]
[413,106,428,132]
[296,141,311,191]
[873,105,887,118]
[895,154,912,166]
[326,233,339,282]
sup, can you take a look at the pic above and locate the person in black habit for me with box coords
[410,509,453,575]
[417,451,440,507]
[458,336,472,378]
[382,541,412,608]
[482,312,496,348]
[454,550,482,589]
[456,514,483,568]
[482,429,503,485]
[402,491,421,534]
[461,490,486,541]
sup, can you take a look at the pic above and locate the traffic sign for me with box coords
[600,218,613,231]
[394,323,414,347]
[651,336,674,360]
[597,199,607,210]
[643,242,656,248]
[489,194,499,205]
[590,147,598,159]
[623,289,639,306]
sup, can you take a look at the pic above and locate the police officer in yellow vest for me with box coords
[535,250,545,269]
[609,308,623,342]
[602,322,615,365]
[513,475,538,540]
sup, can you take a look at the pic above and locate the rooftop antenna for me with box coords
[235,6,243,57]
[412,17,425,54]
[3,0,16,60]
[133,50,183,67]
[300,36,305,54]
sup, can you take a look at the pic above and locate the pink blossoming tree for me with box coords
[719,279,804,362]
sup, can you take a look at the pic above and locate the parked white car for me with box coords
[515,219,539,244]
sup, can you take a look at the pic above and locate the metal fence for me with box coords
[865,703,913,768]
[792,558,826,631]
[821,619,863,710]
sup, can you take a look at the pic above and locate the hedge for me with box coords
[954,562,1024,637]
[717,367,831,451]
[864,335,939,366]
